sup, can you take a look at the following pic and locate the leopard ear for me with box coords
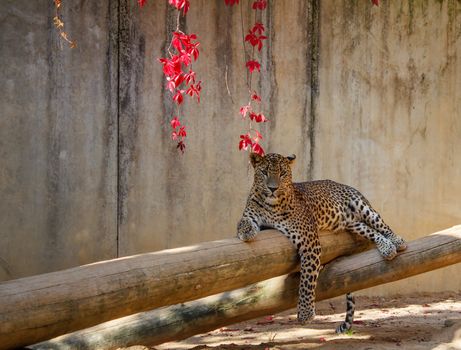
[287,154,296,163]
[250,152,263,168]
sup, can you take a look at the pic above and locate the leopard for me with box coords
[237,152,407,333]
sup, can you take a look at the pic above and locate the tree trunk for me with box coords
[30,226,461,350]
[0,229,370,349]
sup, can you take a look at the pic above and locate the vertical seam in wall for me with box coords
[307,0,320,180]
[116,0,121,258]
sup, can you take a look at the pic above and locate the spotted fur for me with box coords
[237,153,407,331]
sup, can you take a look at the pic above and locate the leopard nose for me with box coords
[268,186,278,193]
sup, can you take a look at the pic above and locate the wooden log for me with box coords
[30,225,461,349]
[0,229,370,349]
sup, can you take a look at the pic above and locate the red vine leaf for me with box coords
[246,60,261,73]
[239,133,253,151]
[184,70,196,84]
[252,142,265,156]
[138,0,147,7]
[185,81,202,103]
[251,23,265,35]
[240,105,251,118]
[252,0,267,10]
[224,0,240,5]
[249,112,268,123]
[172,127,186,140]
[371,0,379,5]
[173,90,184,105]
[170,116,181,129]
[252,130,263,143]
[251,92,261,102]
[177,140,186,153]
[169,0,190,15]
[245,30,267,51]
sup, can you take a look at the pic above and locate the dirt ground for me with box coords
[137,292,461,350]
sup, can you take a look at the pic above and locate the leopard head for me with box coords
[249,152,296,204]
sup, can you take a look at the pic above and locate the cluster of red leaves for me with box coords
[225,1,269,156]
[170,116,187,153]
[138,0,200,154]
[168,0,190,15]
[136,0,379,156]
[158,31,201,153]
[245,23,267,51]
[158,31,202,153]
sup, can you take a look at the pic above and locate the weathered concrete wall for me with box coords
[0,1,118,279]
[0,0,460,295]
[316,0,461,294]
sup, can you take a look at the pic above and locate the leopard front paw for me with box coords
[237,217,258,242]
[391,236,407,252]
[297,305,316,324]
[376,237,397,260]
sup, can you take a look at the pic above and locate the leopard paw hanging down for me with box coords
[237,152,406,332]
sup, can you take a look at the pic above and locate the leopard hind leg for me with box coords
[336,293,355,334]
[349,199,407,252]
[346,221,397,260]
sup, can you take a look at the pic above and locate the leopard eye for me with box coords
[261,169,268,176]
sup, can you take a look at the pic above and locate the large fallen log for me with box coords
[30,225,461,350]
[0,229,370,349]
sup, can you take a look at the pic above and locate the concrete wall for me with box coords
[0,1,118,279]
[317,0,461,294]
[1,0,460,295]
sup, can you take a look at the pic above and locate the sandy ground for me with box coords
[137,292,461,350]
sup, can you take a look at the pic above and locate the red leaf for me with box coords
[257,35,267,51]
[249,112,268,123]
[138,0,147,7]
[371,0,379,5]
[173,90,184,105]
[224,0,239,5]
[170,116,181,129]
[175,73,185,86]
[246,60,261,73]
[178,126,187,138]
[159,55,182,77]
[251,92,261,102]
[188,44,200,61]
[251,23,265,35]
[186,81,202,103]
[319,337,327,343]
[239,133,253,151]
[240,105,251,118]
[169,0,190,15]
[184,70,196,85]
[179,51,192,66]
[252,0,267,10]
[177,140,186,153]
[252,130,263,143]
[171,125,186,140]
[245,30,267,51]
[251,142,265,156]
